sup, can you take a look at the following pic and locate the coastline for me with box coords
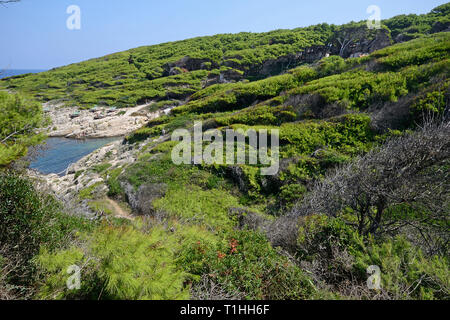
[43,101,170,139]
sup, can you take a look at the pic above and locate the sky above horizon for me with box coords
[0,0,447,69]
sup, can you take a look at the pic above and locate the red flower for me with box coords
[229,239,239,254]
[217,251,226,259]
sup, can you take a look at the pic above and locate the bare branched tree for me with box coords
[331,23,383,58]
[333,25,367,57]
[336,34,356,57]
[190,275,245,300]
[290,117,449,254]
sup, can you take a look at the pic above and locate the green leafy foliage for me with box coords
[0,27,330,108]
[174,67,316,115]
[0,173,91,295]
[181,229,317,299]
[297,216,450,299]
[0,92,48,166]
[384,3,450,39]
[2,4,446,109]
[37,224,190,300]
[153,185,239,229]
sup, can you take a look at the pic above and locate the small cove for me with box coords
[30,137,120,175]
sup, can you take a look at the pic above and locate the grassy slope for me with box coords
[0,3,448,108]
[62,31,447,299]
[115,31,449,229]
[1,26,332,107]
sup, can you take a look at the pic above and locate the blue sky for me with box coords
[0,0,447,69]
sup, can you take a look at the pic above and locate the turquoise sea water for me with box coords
[30,137,119,176]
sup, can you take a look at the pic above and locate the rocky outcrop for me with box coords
[27,127,172,219]
[394,33,417,43]
[284,93,348,120]
[244,45,331,78]
[44,102,166,139]
[167,29,393,87]
[163,56,218,76]
[204,69,245,86]
[228,166,247,192]
[226,30,391,79]
[122,182,167,215]
[337,28,392,58]
[431,20,450,34]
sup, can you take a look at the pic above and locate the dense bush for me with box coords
[0,92,48,167]
[383,3,449,39]
[180,229,317,299]
[37,224,190,300]
[294,120,449,247]
[317,55,347,76]
[0,172,90,297]
[296,215,449,299]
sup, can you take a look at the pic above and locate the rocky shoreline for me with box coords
[43,101,171,139]
[28,122,171,219]
[28,100,174,218]
[28,138,138,218]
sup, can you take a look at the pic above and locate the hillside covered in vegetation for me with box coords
[0,3,449,300]
[1,2,449,108]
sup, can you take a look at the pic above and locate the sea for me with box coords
[29,137,119,176]
[2,69,120,175]
[0,69,47,79]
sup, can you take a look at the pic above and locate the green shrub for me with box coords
[410,84,449,120]
[181,229,317,299]
[78,182,103,200]
[106,168,124,198]
[92,163,112,174]
[0,92,48,166]
[354,236,450,300]
[0,172,91,290]
[73,170,84,180]
[296,215,450,299]
[278,183,307,210]
[317,55,347,77]
[37,224,191,300]
[153,185,239,229]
